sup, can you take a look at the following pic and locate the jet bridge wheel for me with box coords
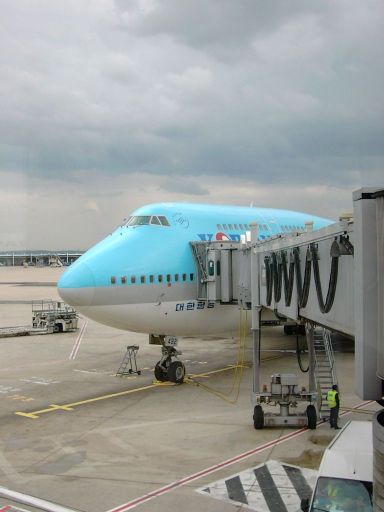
[168,361,185,384]
[306,405,317,430]
[253,405,264,429]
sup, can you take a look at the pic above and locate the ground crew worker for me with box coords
[327,384,341,429]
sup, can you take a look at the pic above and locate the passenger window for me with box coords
[158,275,163,283]
[190,273,194,281]
[182,273,187,281]
[166,274,171,282]
[150,216,161,225]
[111,276,116,284]
[217,224,222,230]
[175,274,179,282]
[141,276,146,284]
[234,224,239,230]
[228,224,233,230]
[150,275,154,283]
[216,261,221,276]
[121,276,126,284]
[131,276,136,284]
[239,224,244,230]
[158,216,170,226]
[223,224,228,230]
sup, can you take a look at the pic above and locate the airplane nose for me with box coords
[57,261,96,307]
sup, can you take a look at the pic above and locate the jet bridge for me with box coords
[191,187,384,510]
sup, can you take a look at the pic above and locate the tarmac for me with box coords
[0,267,380,512]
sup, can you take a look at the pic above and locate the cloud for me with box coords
[0,0,383,248]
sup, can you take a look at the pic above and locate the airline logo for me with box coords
[197,232,240,242]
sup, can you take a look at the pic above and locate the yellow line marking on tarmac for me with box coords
[14,359,282,420]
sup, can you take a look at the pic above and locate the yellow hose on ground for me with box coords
[186,309,249,404]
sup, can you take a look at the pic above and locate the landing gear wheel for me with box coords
[306,404,317,430]
[253,405,264,429]
[154,361,168,382]
[168,361,185,384]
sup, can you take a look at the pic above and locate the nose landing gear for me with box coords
[154,336,186,384]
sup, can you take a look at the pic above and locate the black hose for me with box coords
[271,252,282,303]
[295,246,311,308]
[264,255,273,306]
[282,251,295,306]
[311,243,339,314]
[296,332,309,373]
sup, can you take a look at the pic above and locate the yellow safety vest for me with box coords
[327,390,338,408]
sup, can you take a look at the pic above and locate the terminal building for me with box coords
[0,250,83,267]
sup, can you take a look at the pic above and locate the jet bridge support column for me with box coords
[250,223,261,395]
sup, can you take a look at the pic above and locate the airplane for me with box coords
[57,202,333,384]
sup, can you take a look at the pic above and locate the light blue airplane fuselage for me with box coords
[58,202,333,336]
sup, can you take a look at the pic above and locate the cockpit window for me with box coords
[158,216,170,226]
[124,215,170,227]
[150,216,161,225]
[126,216,151,226]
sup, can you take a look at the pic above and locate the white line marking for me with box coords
[69,320,88,360]
[105,400,372,512]
[0,486,80,512]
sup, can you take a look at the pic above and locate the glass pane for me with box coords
[158,216,170,226]
[150,216,161,225]
[135,216,151,225]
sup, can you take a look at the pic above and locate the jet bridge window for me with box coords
[190,273,194,281]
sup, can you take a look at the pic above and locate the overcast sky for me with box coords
[1,0,383,250]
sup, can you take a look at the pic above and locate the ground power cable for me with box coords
[186,309,249,404]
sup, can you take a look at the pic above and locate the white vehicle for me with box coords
[301,421,373,511]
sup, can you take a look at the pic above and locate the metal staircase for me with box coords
[116,345,141,376]
[313,328,337,420]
